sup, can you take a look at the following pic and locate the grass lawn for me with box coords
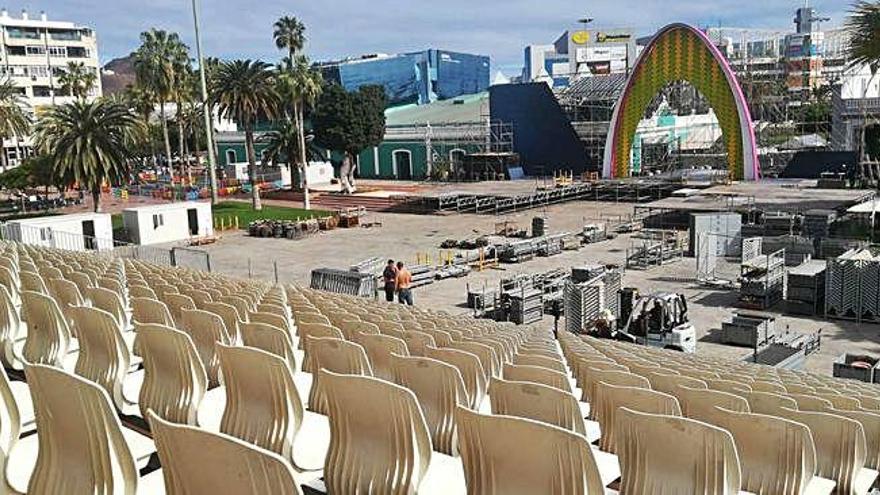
[111,214,123,230]
[213,201,330,228]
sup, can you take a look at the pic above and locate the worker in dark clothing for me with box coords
[382,259,398,302]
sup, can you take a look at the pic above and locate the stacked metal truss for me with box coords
[564,277,604,333]
[825,248,880,322]
[310,268,377,297]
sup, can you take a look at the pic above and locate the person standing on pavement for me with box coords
[382,259,398,302]
[396,261,413,306]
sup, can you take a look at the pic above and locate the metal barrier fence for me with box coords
[0,220,212,271]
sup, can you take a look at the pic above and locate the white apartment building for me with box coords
[0,9,101,167]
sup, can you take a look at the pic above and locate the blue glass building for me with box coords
[319,49,490,105]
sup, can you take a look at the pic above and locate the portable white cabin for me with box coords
[4,212,114,251]
[122,201,213,245]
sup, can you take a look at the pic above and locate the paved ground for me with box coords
[200,197,877,376]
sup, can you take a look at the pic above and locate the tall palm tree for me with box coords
[174,65,196,182]
[0,78,30,172]
[846,1,880,180]
[34,99,141,212]
[277,56,322,209]
[57,62,97,100]
[212,60,279,210]
[133,29,188,178]
[260,117,301,168]
[273,16,306,61]
[124,84,158,166]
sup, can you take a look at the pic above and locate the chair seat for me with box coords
[9,380,35,431]
[137,468,166,495]
[803,476,836,495]
[854,467,879,495]
[591,446,620,488]
[418,452,467,495]
[7,426,155,493]
[292,411,330,472]
[197,386,227,431]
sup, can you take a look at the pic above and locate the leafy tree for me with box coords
[34,99,142,212]
[211,60,278,210]
[134,29,189,174]
[847,1,880,72]
[313,83,386,157]
[0,78,30,171]
[0,162,30,190]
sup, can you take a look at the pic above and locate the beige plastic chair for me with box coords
[456,406,605,495]
[823,407,880,472]
[584,368,650,404]
[424,345,488,411]
[776,407,878,495]
[706,378,752,397]
[616,407,743,494]
[69,305,133,411]
[307,337,373,415]
[705,407,836,495]
[19,364,157,495]
[220,295,252,322]
[503,363,572,394]
[391,354,468,455]
[490,377,586,436]
[747,391,799,416]
[788,394,834,412]
[216,344,328,471]
[180,308,230,387]
[19,271,48,295]
[574,359,628,392]
[645,371,706,399]
[201,301,242,344]
[401,330,436,357]
[593,381,681,453]
[128,285,157,299]
[162,292,197,327]
[0,284,22,369]
[355,333,410,381]
[320,369,465,495]
[148,410,302,495]
[241,321,298,375]
[751,380,788,394]
[675,386,750,423]
[512,353,567,374]
[299,324,345,372]
[84,286,129,331]
[448,340,498,379]
[251,311,293,341]
[819,394,863,411]
[20,290,71,367]
[134,323,207,425]
[46,277,84,311]
[131,297,175,327]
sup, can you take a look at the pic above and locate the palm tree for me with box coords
[212,60,278,210]
[133,29,189,178]
[260,117,300,168]
[277,56,322,209]
[0,78,30,172]
[846,2,880,182]
[57,62,97,100]
[124,84,158,166]
[34,99,141,212]
[273,16,306,60]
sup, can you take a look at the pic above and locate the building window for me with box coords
[67,46,88,58]
[6,46,25,57]
[27,66,50,78]
[25,45,45,56]
[7,27,39,39]
[39,227,51,241]
[32,86,51,97]
[392,149,412,180]
[47,46,66,57]
[152,214,164,229]
[225,149,236,164]
[49,29,81,41]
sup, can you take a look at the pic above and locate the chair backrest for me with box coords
[47,277,84,310]
[128,285,157,299]
[675,386,750,423]
[502,363,572,394]
[25,364,139,495]
[84,286,128,330]
[448,340,498,379]
[250,311,292,340]
[162,293,197,326]
[134,323,207,425]
[751,380,787,394]
[220,295,252,322]
[401,331,436,357]
[593,381,681,454]
[645,372,706,399]
[307,337,373,415]
[586,368,650,404]
[299,323,345,372]
[616,407,742,494]
[180,308,230,387]
[787,393,834,412]
[423,345,488,410]
[321,370,432,495]
[20,290,70,367]
[19,271,48,294]
[823,407,880,471]
[69,305,131,410]
[131,297,175,327]
[390,354,468,455]
[709,407,818,495]
[456,406,606,495]
[747,391,798,416]
[819,394,863,411]
[513,353,566,374]
[490,377,586,436]
[148,410,302,495]
[202,301,242,345]
[356,333,409,381]
[776,407,867,495]
[217,344,303,464]
[705,378,751,397]
[240,321,297,375]
[0,284,22,369]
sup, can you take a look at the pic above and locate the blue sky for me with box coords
[40,0,848,73]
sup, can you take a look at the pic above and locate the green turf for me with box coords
[213,201,330,228]
[111,214,123,230]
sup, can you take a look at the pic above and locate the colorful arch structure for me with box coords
[603,23,759,181]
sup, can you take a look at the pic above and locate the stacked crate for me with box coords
[785,259,826,316]
[825,248,879,322]
[310,268,377,297]
[739,250,786,309]
[803,209,836,240]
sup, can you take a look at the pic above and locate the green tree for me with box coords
[211,60,279,210]
[133,29,189,176]
[276,55,322,207]
[273,16,306,60]
[57,62,97,100]
[0,78,29,171]
[313,83,386,191]
[847,1,880,71]
[34,99,141,212]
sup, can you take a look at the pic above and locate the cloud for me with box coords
[34,0,847,71]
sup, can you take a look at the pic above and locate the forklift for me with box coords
[587,289,695,353]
